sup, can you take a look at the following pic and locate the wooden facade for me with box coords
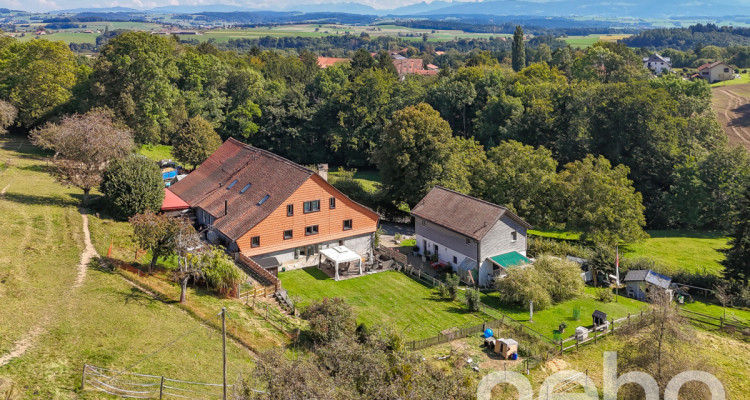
[237,174,378,256]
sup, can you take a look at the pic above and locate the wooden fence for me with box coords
[377,245,408,266]
[235,253,280,292]
[237,284,276,302]
[560,311,651,353]
[678,307,750,333]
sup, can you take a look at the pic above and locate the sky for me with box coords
[0,0,467,12]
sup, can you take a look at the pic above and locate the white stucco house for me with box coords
[411,186,533,288]
[643,53,671,74]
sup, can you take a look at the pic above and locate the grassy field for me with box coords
[531,229,728,275]
[711,73,750,87]
[328,167,382,193]
[138,144,173,162]
[15,32,99,44]
[478,287,647,338]
[279,268,491,340]
[621,230,728,275]
[87,212,298,352]
[0,136,256,397]
[562,34,631,48]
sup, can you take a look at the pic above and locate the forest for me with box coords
[0,31,748,239]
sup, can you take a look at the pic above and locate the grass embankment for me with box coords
[280,268,491,340]
[328,168,381,193]
[531,229,728,276]
[87,214,300,352]
[138,144,173,162]
[711,73,750,87]
[621,230,728,275]
[0,136,254,397]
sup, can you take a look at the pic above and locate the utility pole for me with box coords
[221,307,227,400]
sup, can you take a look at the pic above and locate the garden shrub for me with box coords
[495,267,552,310]
[465,288,480,312]
[572,306,581,321]
[445,273,460,300]
[596,287,614,303]
[201,247,242,297]
[527,236,593,259]
[535,255,584,302]
[435,282,449,299]
[301,298,357,344]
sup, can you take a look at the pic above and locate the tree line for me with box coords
[1,31,748,239]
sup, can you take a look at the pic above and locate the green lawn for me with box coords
[138,144,173,162]
[528,229,582,240]
[279,268,490,340]
[621,230,728,275]
[478,287,647,338]
[711,73,750,87]
[680,301,750,325]
[0,136,255,397]
[328,168,381,193]
[562,34,631,48]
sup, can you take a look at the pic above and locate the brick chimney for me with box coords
[316,163,328,182]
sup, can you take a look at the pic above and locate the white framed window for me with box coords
[511,231,518,242]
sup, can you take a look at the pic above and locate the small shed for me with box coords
[456,258,478,286]
[494,338,518,360]
[592,310,607,327]
[624,269,672,301]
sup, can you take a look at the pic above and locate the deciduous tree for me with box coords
[30,109,133,205]
[559,155,648,244]
[722,184,750,286]
[129,211,183,274]
[172,115,222,169]
[0,99,16,133]
[373,103,472,207]
[100,154,164,220]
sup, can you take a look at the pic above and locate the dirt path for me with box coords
[74,211,97,288]
[712,85,750,150]
[0,210,98,367]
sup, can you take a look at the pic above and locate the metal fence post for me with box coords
[159,376,165,399]
[81,364,87,391]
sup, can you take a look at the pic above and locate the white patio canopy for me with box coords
[319,246,362,281]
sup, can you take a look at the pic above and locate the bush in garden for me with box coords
[596,287,614,303]
[465,288,481,312]
[527,236,593,259]
[445,273,460,300]
[535,255,585,302]
[495,267,552,310]
[572,306,581,321]
[201,246,242,297]
[100,154,164,219]
[301,298,357,344]
[435,282,449,299]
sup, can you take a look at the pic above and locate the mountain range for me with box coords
[49,0,750,19]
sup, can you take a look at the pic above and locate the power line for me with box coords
[106,323,204,384]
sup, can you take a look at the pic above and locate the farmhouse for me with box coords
[317,57,349,68]
[642,53,671,74]
[623,269,672,301]
[165,138,379,273]
[411,186,532,287]
[697,61,734,83]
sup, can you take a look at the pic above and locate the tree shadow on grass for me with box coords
[117,286,161,307]
[1,192,79,208]
[0,137,52,160]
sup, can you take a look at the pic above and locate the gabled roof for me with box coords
[317,57,349,68]
[161,188,190,211]
[623,269,671,289]
[168,138,313,241]
[697,61,729,71]
[392,58,426,76]
[411,186,532,241]
[643,53,671,64]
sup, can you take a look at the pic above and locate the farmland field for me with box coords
[622,230,728,275]
[0,136,255,397]
[562,34,631,47]
[712,83,750,150]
